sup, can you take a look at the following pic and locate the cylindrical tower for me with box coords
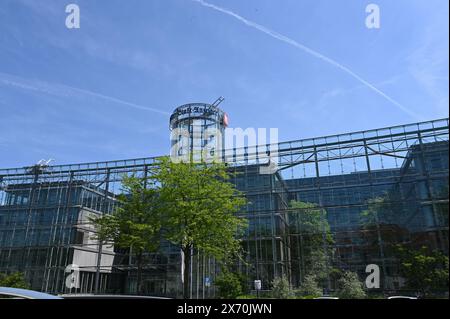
[169,100,228,163]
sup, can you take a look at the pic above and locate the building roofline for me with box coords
[0,117,448,175]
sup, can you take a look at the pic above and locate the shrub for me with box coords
[336,271,366,299]
[0,272,30,289]
[271,276,291,299]
[215,271,243,299]
[298,274,322,297]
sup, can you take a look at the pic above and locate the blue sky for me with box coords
[0,0,448,168]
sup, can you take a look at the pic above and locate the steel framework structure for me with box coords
[0,118,448,297]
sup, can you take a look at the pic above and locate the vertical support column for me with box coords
[313,147,331,293]
[417,131,445,251]
[363,140,387,289]
[269,171,278,281]
[61,171,75,293]
[95,168,110,294]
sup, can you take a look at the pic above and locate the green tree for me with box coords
[289,201,333,287]
[360,196,390,287]
[237,272,250,295]
[298,274,322,297]
[271,276,291,299]
[336,271,366,299]
[0,272,30,289]
[215,271,243,299]
[90,175,161,294]
[396,245,449,297]
[153,157,248,299]
[329,268,343,292]
[307,250,332,283]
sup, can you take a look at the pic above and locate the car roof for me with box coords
[0,287,62,299]
[60,294,171,299]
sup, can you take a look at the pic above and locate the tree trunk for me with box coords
[137,252,143,295]
[183,247,191,299]
[95,242,103,294]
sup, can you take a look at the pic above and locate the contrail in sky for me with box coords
[192,0,422,120]
[0,71,170,116]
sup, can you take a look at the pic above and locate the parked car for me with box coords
[0,287,62,299]
[60,294,171,299]
[0,287,172,299]
[387,296,418,299]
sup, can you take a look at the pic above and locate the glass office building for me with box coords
[0,114,448,297]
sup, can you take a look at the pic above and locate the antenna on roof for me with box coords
[26,159,54,175]
[37,159,54,167]
[211,96,225,108]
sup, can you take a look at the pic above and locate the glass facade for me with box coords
[284,141,449,292]
[0,118,448,297]
[0,179,117,293]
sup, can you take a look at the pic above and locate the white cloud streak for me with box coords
[0,71,170,116]
[192,0,422,120]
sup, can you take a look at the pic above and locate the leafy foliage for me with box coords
[360,195,400,227]
[396,245,449,297]
[153,157,247,260]
[90,175,162,293]
[298,274,322,297]
[307,250,331,283]
[271,276,291,299]
[336,271,366,299]
[289,201,333,245]
[155,157,247,298]
[0,272,30,289]
[289,201,334,288]
[215,271,243,299]
[91,158,247,298]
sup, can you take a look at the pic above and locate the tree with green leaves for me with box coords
[336,271,366,299]
[396,245,449,297]
[307,250,332,283]
[271,276,291,299]
[360,196,389,288]
[289,201,333,288]
[215,270,243,299]
[152,157,248,299]
[360,195,413,290]
[0,272,30,289]
[90,175,161,294]
[298,274,322,297]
